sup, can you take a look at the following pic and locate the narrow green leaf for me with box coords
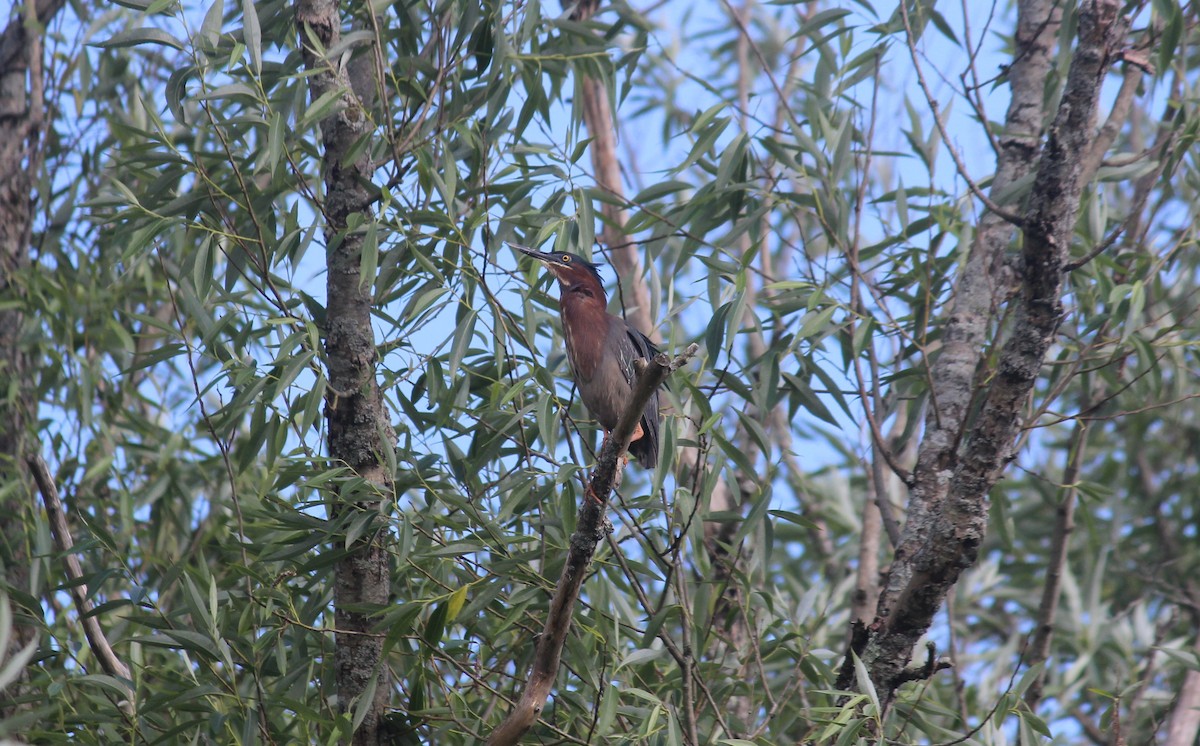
[93,28,185,51]
[732,482,772,546]
[632,180,691,203]
[360,224,378,294]
[200,0,224,47]
[678,116,730,173]
[767,509,819,531]
[446,585,468,622]
[298,88,345,131]
[782,371,838,425]
[797,304,838,341]
[576,186,595,254]
[705,302,732,365]
[448,308,477,379]
[852,651,880,712]
[1121,279,1144,343]
[267,112,285,178]
[242,0,262,74]
[0,596,37,689]
[352,671,379,729]
[423,601,449,647]
[1157,1,1182,78]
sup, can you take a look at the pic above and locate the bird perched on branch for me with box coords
[513,243,661,469]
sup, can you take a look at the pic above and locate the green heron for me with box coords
[514,243,661,469]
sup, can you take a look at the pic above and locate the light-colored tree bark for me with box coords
[1166,668,1200,746]
[567,0,655,338]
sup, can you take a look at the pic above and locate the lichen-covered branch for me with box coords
[877,0,1063,617]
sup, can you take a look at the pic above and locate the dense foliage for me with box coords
[2,0,1199,743]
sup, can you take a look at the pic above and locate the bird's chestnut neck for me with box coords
[558,277,607,304]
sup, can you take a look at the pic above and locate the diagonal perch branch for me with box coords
[26,454,134,699]
[486,343,699,746]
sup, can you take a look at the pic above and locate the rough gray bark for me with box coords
[852,0,1126,711]
[295,1,393,741]
[0,0,65,715]
[879,0,1063,606]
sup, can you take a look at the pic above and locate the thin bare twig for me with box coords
[899,0,1024,226]
[1023,417,1089,708]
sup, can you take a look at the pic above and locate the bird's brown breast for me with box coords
[559,292,608,382]
[559,298,633,432]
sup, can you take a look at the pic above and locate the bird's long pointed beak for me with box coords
[508,242,555,263]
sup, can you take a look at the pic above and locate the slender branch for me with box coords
[869,356,906,544]
[26,454,134,692]
[487,345,698,746]
[899,0,1024,226]
[853,474,883,625]
[1023,419,1089,708]
[1078,52,1144,184]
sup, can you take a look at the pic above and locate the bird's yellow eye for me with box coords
[561,254,571,263]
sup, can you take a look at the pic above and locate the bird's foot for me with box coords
[585,484,602,504]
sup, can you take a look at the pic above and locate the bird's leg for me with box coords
[607,429,631,469]
[586,431,626,505]
[619,423,646,468]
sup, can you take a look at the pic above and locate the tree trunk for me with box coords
[0,0,66,715]
[854,0,1126,712]
[295,2,393,742]
[566,0,654,337]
